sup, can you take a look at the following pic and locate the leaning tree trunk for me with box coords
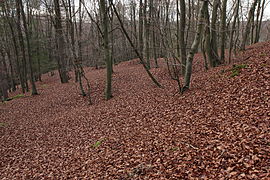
[109,0,162,88]
[183,0,207,91]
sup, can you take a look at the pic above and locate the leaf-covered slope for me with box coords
[0,42,269,179]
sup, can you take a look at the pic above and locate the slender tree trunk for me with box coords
[54,0,69,83]
[139,0,144,59]
[183,1,207,91]
[0,50,11,92]
[110,7,114,73]
[210,0,220,66]
[0,65,9,101]
[144,0,150,69]
[16,0,29,92]
[185,0,192,46]
[201,34,209,70]
[131,1,137,48]
[229,0,240,63]
[17,0,38,95]
[220,0,228,63]
[204,2,215,67]
[179,0,186,75]
[152,3,158,68]
[241,0,259,50]
[36,13,42,81]
[6,49,16,91]
[100,0,113,100]
[176,0,180,58]
[255,0,266,43]
[4,14,24,92]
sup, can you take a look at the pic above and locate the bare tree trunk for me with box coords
[179,0,186,75]
[220,0,228,63]
[229,0,240,63]
[0,50,11,92]
[183,1,207,91]
[139,0,144,59]
[144,0,150,69]
[100,0,113,100]
[17,0,38,95]
[204,2,215,67]
[15,0,29,92]
[255,0,266,43]
[2,3,20,92]
[210,0,220,66]
[109,7,114,73]
[176,0,181,59]
[6,48,16,91]
[0,65,9,101]
[35,12,42,82]
[152,2,158,68]
[241,0,259,50]
[54,0,69,83]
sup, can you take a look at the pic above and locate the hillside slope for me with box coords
[0,42,269,179]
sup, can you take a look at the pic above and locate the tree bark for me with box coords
[17,0,38,95]
[220,0,228,63]
[183,1,207,91]
[100,0,113,100]
[15,0,29,92]
[179,0,186,75]
[204,2,215,67]
[210,0,220,66]
[139,0,144,60]
[54,0,69,83]
[229,0,240,63]
[255,0,266,43]
[241,0,259,50]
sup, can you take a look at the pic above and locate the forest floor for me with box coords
[0,42,269,179]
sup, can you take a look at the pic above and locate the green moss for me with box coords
[230,70,240,77]
[93,140,102,148]
[229,64,247,78]
[11,94,25,99]
[0,122,7,127]
[234,64,247,69]
[10,94,25,100]
[259,53,267,57]
[170,147,179,151]
[4,94,25,102]
[220,69,226,74]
